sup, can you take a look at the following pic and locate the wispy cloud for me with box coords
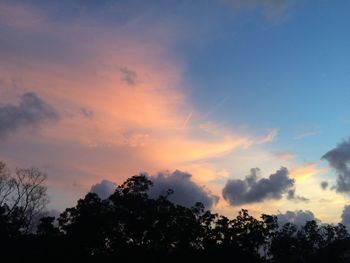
[0,1,321,220]
[182,111,193,128]
[0,1,279,211]
[223,0,298,21]
[272,151,294,161]
[256,129,278,144]
[290,162,322,181]
[294,130,320,140]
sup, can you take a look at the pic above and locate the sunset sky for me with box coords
[1,0,350,224]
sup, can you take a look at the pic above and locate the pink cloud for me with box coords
[0,3,280,211]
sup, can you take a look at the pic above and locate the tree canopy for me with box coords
[0,161,349,262]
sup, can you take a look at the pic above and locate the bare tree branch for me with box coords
[0,161,48,233]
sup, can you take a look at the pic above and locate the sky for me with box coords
[1,0,350,225]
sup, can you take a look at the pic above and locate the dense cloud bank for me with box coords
[341,205,350,229]
[90,180,117,200]
[148,170,219,209]
[277,210,317,227]
[322,139,350,193]
[222,167,294,205]
[0,92,59,138]
[90,170,219,209]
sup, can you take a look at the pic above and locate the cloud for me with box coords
[148,170,219,209]
[322,139,350,193]
[0,1,293,214]
[224,0,297,20]
[290,163,320,181]
[341,205,350,229]
[0,92,59,138]
[120,67,137,86]
[256,129,278,144]
[286,189,309,202]
[80,108,94,119]
[320,181,329,190]
[32,209,61,230]
[272,151,294,161]
[294,130,320,140]
[222,167,294,206]
[89,170,219,208]
[90,179,117,200]
[277,210,318,227]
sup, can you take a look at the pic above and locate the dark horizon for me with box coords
[1,162,350,262]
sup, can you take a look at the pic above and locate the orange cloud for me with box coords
[0,3,281,212]
[0,21,268,171]
[290,163,321,181]
[272,151,294,161]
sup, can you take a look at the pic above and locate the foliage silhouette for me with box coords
[0,161,350,262]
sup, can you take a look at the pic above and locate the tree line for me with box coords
[1,161,350,262]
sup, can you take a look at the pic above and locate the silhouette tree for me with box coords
[36,216,60,236]
[1,161,350,262]
[0,162,48,233]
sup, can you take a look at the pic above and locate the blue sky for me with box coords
[179,0,350,161]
